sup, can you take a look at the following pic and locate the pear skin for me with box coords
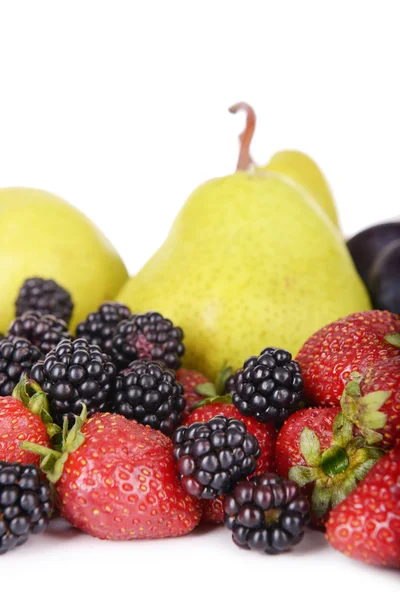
[0,188,128,331]
[118,171,371,380]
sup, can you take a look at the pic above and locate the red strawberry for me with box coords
[186,401,277,524]
[326,444,400,568]
[24,409,201,540]
[175,368,212,419]
[0,396,49,466]
[340,363,400,449]
[296,310,400,407]
[275,407,384,525]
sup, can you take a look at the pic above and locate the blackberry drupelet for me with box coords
[0,337,42,396]
[172,415,260,500]
[224,472,310,554]
[113,359,186,436]
[224,374,236,394]
[15,277,73,325]
[0,461,52,555]
[30,338,116,426]
[232,348,304,426]
[76,301,131,354]
[8,311,72,355]
[111,312,185,371]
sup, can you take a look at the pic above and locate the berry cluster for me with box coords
[15,278,73,325]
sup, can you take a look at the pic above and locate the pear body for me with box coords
[265,150,339,228]
[118,172,370,380]
[0,188,128,332]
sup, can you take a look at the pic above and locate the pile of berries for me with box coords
[0,280,398,570]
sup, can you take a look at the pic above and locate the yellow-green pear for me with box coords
[263,150,340,228]
[0,188,128,332]
[117,104,370,380]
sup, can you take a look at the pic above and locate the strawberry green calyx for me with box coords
[385,332,400,348]
[340,372,390,444]
[13,374,61,440]
[190,394,233,412]
[195,364,233,398]
[289,412,385,519]
[20,404,87,483]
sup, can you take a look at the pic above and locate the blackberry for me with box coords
[224,374,236,394]
[172,415,260,500]
[113,359,186,437]
[0,337,42,396]
[111,312,185,371]
[30,338,116,426]
[8,311,72,356]
[15,277,73,325]
[0,461,52,555]
[76,301,131,354]
[232,348,304,426]
[224,472,310,554]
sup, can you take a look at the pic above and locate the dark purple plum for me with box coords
[347,222,400,284]
[368,239,400,315]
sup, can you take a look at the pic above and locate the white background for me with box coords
[0,1,399,597]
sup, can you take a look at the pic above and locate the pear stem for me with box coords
[229,102,256,171]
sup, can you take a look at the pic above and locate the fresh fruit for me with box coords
[111,312,185,371]
[172,415,260,500]
[8,311,72,355]
[232,347,304,426]
[176,368,212,418]
[296,310,400,407]
[263,150,339,228]
[368,239,400,314]
[275,407,384,524]
[31,338,116,426]
[15,277,73,325]
[76,301,131,354]
[0,395,50,466]
[326,444,400,568]
[0,187,128,332]
[112,359,186,436]
[0,461,53,555]
[347,221,400,285]
[0,337,42,396]
[117,103,370,381]
[340,366,400,449]
[224,472,310,554]
[186,401,277,524]
[23,410,201,540]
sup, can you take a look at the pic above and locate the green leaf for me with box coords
[320,445,349,477]
[190,394,233,412]
[299,427,321,467]
[311,482,332,519]
[385,332,400,348]
[330,484,348,508]
[332,412,353,447]
[360,390,391,411]
[362,410,387,429]
[215,364,234,396]
[288,465,319,486]
[195,383,218,397]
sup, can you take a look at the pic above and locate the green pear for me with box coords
[0,188,128,332]
[117,105,371,380]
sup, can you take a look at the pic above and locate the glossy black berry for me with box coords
[30,338,116,426]
[112,359,185,437]
[15,278,73,325]
[8,311,72,355]
[111,312,185,371]
[232,348,304,426]
[76,302,131,354]
[0,461,53,555]
[172,416,260,500]
[224,472,310,554]
[0,337,42,396]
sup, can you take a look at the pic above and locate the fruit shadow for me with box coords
[45,517,82,542]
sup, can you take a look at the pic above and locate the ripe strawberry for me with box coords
[23,408,201,540]
[340,364,400,449]
[296,310,400,407]
[186,401,277,524]
[175,368,212,419]
[326,444,400,568]
[275,407,384,525]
